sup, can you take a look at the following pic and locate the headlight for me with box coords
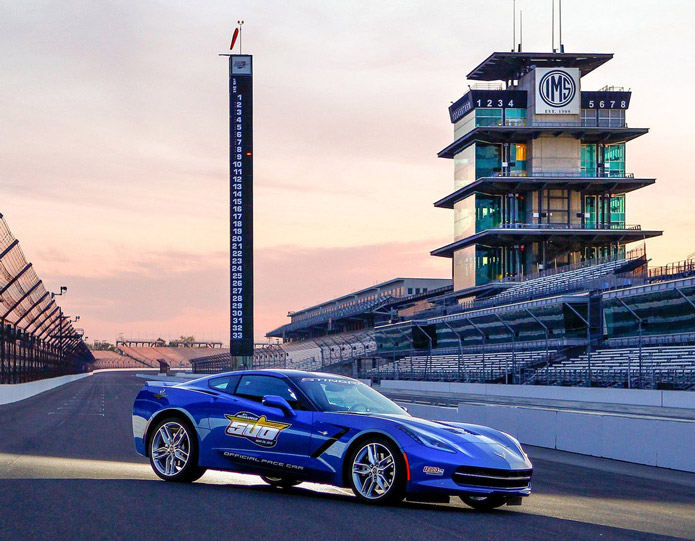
[397,424,457,454]
[500,431,528,458]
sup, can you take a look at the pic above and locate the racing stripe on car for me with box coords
[310,427,350,458]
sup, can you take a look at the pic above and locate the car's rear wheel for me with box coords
[149,417,206,482]
[260,475,301,488]
[348,437,405,505]
[460,494,507,511]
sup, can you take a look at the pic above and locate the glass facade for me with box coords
[476,144,502,178]
[581,108,625,127]
[584,194,625,228]
[475,108,503,127]
[581,143,625,177]
[581,144,597,176]
[475,246,502,285]
[605,143,626,177]
[454,107,528,140]
[475,195,502,232]
[508,143,527,176]
[505,108,527,126]
[610,195,625,226]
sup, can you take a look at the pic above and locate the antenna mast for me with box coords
[559,0,564,52]
[512,0,516,52]
[552,0,555,52]
[519,10,523,52]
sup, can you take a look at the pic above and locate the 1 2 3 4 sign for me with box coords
[534,67,580,115]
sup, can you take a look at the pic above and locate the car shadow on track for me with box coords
[0,477,674,541]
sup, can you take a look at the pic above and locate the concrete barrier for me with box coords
[0,373,92,406]
[381,380,695,409]
[399,398,695,473]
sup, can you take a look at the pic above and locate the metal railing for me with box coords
[492,222,640,231]
[486,170,634,179]
[504,244,645,284]
[0,214,92,383]
[479,119,628,129]
[648,258,695,282]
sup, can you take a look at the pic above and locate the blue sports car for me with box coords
[132,369,532,510]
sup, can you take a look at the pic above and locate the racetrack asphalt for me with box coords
[0,371,694,540]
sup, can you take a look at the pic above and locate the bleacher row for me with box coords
[92,346,229,370]
[367,350,556,382]
[254,330,377,370]
[362,344,695,389]
[271,296,393,335]
[484,257,634,306]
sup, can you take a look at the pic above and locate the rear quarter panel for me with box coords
[132,383,212,457]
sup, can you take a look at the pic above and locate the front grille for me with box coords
[452,466,532,489]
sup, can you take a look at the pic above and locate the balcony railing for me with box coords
[492,223,640,231]
[476,119,628,129]
[485,171,633,179]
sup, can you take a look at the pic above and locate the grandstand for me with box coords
[186,50,695,392]
[114,340,229,371]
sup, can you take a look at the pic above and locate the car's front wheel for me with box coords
[460,494,507,511]
[149,417,206,482]
[348,438,405,505]
[260,475,301,488]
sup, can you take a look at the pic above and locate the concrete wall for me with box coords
[381,380,695,409]
[0,373,92,406]
[399,398,695,473]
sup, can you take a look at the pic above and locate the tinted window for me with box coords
[209,374,241,393]
[235,375,303,408]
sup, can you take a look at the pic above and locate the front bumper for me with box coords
[402,444,533,498]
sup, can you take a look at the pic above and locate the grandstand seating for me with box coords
[543,345,695,389]
[484,257,637,307]
[116,345,228,370]
[365,350,557,383]
[91,350,135,369]
[250,330,377,372]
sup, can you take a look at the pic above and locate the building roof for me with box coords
[434,177,656,209]
[438,125,649,159]
[431,227,663,258]
[466,52,613,81]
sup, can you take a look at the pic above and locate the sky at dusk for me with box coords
[1,0,694,344]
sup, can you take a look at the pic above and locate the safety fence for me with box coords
[0,214,91,383]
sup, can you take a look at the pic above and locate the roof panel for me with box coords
[466,52,614,81]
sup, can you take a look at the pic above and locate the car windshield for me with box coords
[295,376,408,415]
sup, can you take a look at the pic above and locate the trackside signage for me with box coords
[534,67,580,115]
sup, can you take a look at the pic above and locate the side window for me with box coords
[209,374,240,394]
[235,375,303,408]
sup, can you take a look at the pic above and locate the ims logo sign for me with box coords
[535,67,580,114]
[539,70,576,107]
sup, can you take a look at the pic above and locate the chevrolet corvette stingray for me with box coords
[132,369,532,510]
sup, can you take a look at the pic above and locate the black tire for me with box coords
[260,475,301,488]
[347,437,405,505]
[460,494,507,511]
[148,416,206,482]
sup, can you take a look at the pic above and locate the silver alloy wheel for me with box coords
[351,442,396,500]
[151,421,191,477]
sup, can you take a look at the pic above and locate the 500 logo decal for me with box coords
[224,412,291,447]
[539,70,576,107]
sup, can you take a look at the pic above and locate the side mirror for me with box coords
[262,395,296,417]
